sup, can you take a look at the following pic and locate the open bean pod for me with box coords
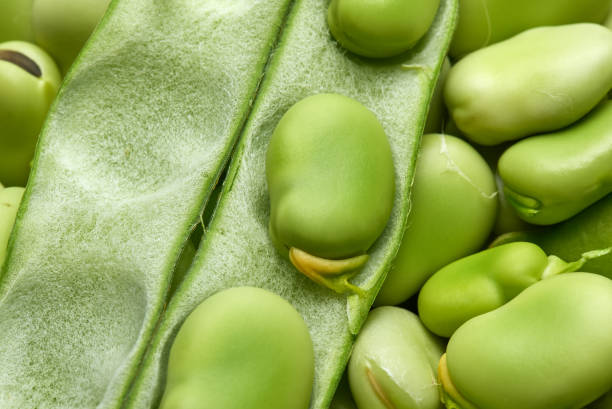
[0,0,458,408]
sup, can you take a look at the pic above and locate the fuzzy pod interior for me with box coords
[0,0,293,407]
[125,1,457,408]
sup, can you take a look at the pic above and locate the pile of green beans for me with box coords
[1,1,612,409]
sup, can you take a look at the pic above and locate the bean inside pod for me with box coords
[266,93,395,295]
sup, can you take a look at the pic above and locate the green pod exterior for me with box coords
[348,307,445,409]
[499,100,612,225]
[160,287,314,409]
[0,41,61,186]
[491,194,612,280]
[444,24,612,146]
[375,133,496,306]
[449,0,610,58]
[327,0,441,58]
[267,93,394,260]
[418,242,546,337]
[444,273,612,409]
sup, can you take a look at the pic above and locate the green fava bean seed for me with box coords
[0,187,24,268]
[348,307,445,409]
[32,0,111,74]
[0,41,61,186]
[499,100,612,225]
[327,0,441,58]
[445,24,612,146]
[449,0,610,58]
[375,133,496,306]
[160,287,314,409]
[417,242,608,337]
[440,273,612,409]
[424,58,451,134]
[266,93,395,295]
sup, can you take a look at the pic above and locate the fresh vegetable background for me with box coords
[0,0,455,407]
[1,0,612,409]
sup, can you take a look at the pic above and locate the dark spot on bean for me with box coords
[0,50,42,78]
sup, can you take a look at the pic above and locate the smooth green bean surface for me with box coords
[449,0,610,58]
[267,93,394,295]
[417,242,606,337]
[493,173,531,235]
[327,0,440,58]
[349,307,444,409]
[159,287,314,409]
[445,23,612,145]
[441,273,612,409]
[499,100,612,225]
